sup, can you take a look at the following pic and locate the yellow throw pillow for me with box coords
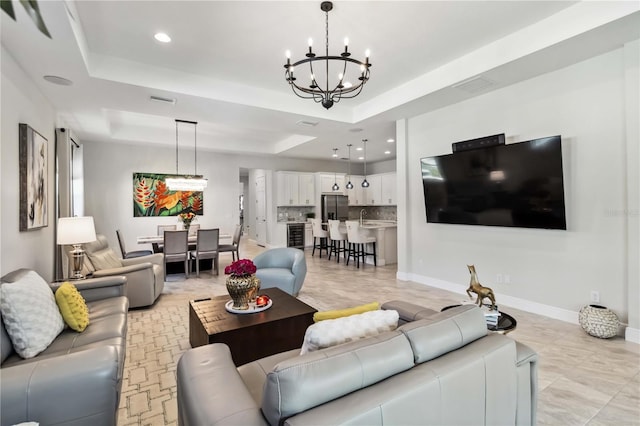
[55,282,90,332]
[313,302,380,322]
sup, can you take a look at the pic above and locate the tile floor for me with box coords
[117,239,640,425]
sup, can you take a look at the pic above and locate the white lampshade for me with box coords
[57,216,97,245]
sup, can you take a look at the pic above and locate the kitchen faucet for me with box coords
[359,209,367,225]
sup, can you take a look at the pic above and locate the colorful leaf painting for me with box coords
[133,173,204,217]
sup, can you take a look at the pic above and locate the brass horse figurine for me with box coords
[466,265,497,311]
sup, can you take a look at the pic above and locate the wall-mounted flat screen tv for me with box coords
[420,135,566,230]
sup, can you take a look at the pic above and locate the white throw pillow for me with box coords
[300,309,399,355]
[0,271,65,358]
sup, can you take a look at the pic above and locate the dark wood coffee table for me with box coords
[189,288,316,366]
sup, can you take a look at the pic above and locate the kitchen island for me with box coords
[360,220,397,266]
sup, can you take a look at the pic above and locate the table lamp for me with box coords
[57,216,97,280]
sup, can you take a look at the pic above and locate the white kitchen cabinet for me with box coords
[380,172,397,205]
[298,173,315,206]
[364,174,382,205]
[346,175,365,206]
[318,173,345,194]
[276,172,315,206]
[304,223,313,248]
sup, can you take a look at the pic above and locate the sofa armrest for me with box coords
[122,253,163,267]
[50,275,127,302]
[515,341,538,426]
[177,344,268,426]
[0,346,120,426]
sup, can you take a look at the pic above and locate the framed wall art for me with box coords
[19,123,48,231]
[133,172,204,217]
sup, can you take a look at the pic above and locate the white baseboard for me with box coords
[626,327,640,344]
[397,271,640,343]
[397,271,579,324]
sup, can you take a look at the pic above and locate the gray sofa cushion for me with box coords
[398,304,487,364]
[261,330,414,426]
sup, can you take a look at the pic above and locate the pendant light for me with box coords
[332,148,340,191]
[345,144,354,189]
[166,119,208,191]
[361,139,369,188]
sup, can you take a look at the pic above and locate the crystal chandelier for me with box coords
[284,1,371,109]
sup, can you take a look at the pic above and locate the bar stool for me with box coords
[327,220,348,263]
[345,221,377,268]
[310,219,328,258]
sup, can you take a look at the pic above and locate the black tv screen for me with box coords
[420,135,567,230]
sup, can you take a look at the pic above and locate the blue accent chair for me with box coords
[253,248,307,296]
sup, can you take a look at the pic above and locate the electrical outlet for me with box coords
[504,275,511,284]
[590,291,600,303]
[496,273,503,284]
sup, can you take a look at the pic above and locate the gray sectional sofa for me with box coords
[0,269,129,426]
[177,303,538,426]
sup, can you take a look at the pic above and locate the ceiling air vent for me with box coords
[452,76,495,94]
[296,120,319,127]
[150,95,176,105]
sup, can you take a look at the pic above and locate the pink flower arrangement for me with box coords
[224,259,257,277]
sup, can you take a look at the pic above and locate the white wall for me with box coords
[1,47,57,280]
[398,45,639,338]
[81,141,359,252]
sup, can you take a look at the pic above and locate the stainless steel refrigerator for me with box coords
[321,195,349,222]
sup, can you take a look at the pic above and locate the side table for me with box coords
[441,304,517,334]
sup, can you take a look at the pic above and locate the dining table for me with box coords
[136,233,231,246]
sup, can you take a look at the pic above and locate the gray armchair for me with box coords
[75,234,164,308]
[253,248,307,296]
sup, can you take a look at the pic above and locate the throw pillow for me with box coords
[55,282,90,332]
[313,301,380,322]
[300,309,399,355]
[86,248,121,270]
[0,271,65,358]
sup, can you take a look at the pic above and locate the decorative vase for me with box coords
[578,304,619,339]
[226,275,258,310]
[249,277,261,303]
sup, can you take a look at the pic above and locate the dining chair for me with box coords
[154,225,177,253]
[327,220,348,263]
[187,223,200,236]
[219,224,241,261]
[189,228,219,277]
[116,229,153,259]
[345,221,377,268]
[310,219,328,258]
[163,230,189,279]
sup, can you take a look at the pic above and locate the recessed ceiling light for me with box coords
[384,150,391,154]
[387,138,395,143]
[154,32,171,43]
[356,147,363,151]
[43,75,73,86]
[358,156,364,160]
